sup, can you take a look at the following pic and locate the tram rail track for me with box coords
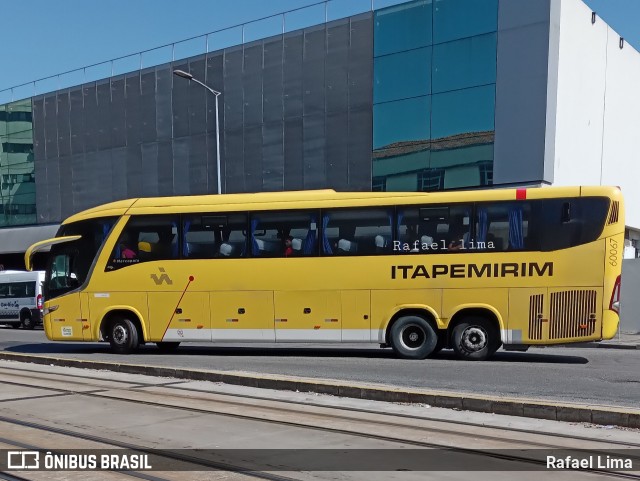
[0,366,639,478]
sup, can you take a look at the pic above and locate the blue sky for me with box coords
[1,0,639,98]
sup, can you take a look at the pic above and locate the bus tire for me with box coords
[156,342,180,352]
[390,315,438,360]
[21,312,35,330]
[428,333,447,358]
[108,317,139,354]
[452,317,499,361]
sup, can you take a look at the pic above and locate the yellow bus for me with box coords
[25,186,623,360]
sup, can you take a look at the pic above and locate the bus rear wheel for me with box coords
[390,315,438,360]
[156,342,180,352]
[108,317,139,354]
[452,317,499,361]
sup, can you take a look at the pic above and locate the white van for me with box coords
[0,270,45,329]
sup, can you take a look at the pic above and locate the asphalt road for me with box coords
[1,326,639,409]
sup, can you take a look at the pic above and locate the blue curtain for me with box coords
[250,218,260,256]
[303,215,317,255]
[508,206,524,249]
[477,207,488,244]
[182,220,191,257]
[322,214,332,255]
[101,221,113,241]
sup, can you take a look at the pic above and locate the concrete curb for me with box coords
[1,351,639,430]
[558,342,639,350]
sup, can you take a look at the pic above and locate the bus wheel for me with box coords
[108,317,139,354]
[21,312,35,330]
[452,317,499,361]
[428,333,447,358]
[156,342,180,352]
[390,316,438,360]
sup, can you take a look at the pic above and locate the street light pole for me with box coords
[173,69,222,195]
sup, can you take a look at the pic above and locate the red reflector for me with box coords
[516,189,527,200]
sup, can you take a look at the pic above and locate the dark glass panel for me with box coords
[56,92,71,157]
[373,96,430,150]
[302,113,325,189]
[303,26,326,116]
[431,85,495,140]
[262,121,284,192]
[372,146,430,192]
[283,117,303,190]
[374,0,432,56]
[432,33,496,93]
[433,0,498,44]
[283,32,303,119]
[325,20,349,113]
[188,56,207,135]
[374,47,431,103]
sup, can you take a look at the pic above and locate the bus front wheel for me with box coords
[390,316,438,360]
[108,317,139,354]
[452,317,499,361]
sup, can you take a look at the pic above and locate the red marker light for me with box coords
[516,189,527,200]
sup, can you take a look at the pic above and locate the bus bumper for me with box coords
[602,310,620,340]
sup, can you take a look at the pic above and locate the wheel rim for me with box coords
[113,324,128,345]
[23,317,32,328]
[399,323,426,350]
[460,326,488,352]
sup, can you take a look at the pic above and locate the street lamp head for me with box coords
[173,69,193,80]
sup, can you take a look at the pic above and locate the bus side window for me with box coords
[183,214,219,259]
[322,208,392,256]
[476,202,531,251]
[249,211,318,258]
[106,215,179,270]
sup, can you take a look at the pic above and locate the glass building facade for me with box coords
[0,99,36,227]
[372,0,498,192]
[0,0,562,241]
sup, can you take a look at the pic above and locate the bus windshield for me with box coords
[45,217,117,300]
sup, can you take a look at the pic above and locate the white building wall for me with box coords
[551,0,640,229]
[600,28,640,228]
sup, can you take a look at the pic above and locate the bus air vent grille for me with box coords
[528,294,544,340]
[607,201,619,225]
[549,290,597,340]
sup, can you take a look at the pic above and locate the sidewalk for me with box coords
[573,332,640,350]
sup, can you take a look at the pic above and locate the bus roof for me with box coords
[62,186,621,225]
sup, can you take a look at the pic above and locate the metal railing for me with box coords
[0,0,409,105]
